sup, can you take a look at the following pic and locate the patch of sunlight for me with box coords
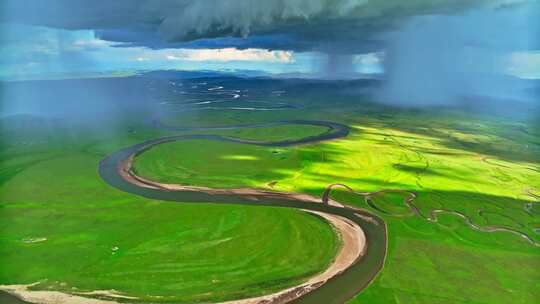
[220,155,259,161]
[320,126,536,201]
[272,168,300,175]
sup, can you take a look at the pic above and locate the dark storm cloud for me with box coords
[0,0,524,53]
[2,0,538,108]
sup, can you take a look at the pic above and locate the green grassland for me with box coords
[0,115,339,303]
[214,124,329,141]
[133,139,307,190]
[134,98,540,303]
[2,78,540,303]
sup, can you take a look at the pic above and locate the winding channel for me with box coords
[323,184,540,247]
[96,119,388,304]
[5,115,538,303]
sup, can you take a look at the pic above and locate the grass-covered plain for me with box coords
[2,76,540,303]
[0,112,339,302]
[133,80,540,303]
[133,138,309,190]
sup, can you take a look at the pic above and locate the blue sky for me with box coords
[0,25,309,79]
[0,1,538,81]
[1,23,537,81]
[0,24,387,80]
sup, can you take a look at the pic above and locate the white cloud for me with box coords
[166,55,182,60]
[506,51,540,79]
[70,38,119,49]
[164,48,294,62]
[349,52,385,74]
[354,52,383,65]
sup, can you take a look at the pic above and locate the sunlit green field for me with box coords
[1,76,540,303]
[135,99,540,303]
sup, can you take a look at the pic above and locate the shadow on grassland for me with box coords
[357,109,540,165]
